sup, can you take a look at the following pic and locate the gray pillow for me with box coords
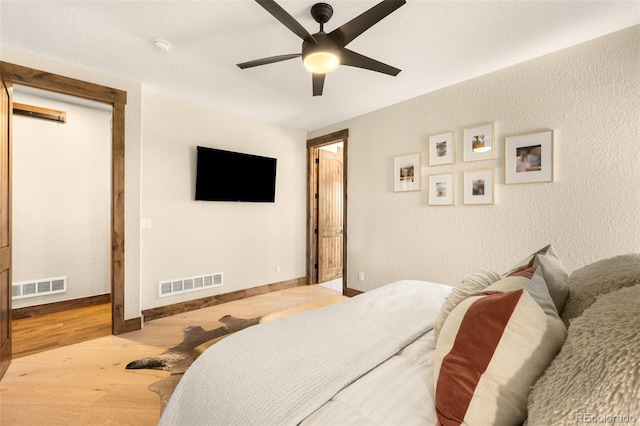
[560,253,640,326]
[527,284,640,425]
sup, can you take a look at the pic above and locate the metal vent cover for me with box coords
[159,273,223,297]
[12,276,67,300]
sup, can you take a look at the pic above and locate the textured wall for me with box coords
[309,26,640,291]
[12,91,111,308]
[2,46,143,320]
[140,92,307,310]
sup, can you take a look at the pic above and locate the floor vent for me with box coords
[12,277,67,300]
[159,273,223,297]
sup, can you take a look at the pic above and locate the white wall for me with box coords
[309,26,640,291]
[140,92,307,310]
[1,46,143,320]
[12,90,111,308]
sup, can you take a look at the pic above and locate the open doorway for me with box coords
[11,85,112,357]
[0,61,127,377]
[307,130,348,295]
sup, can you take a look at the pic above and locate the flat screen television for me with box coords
[195,146,277,202]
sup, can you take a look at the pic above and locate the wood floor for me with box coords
[0,285,341,426]
[12,303,112,358]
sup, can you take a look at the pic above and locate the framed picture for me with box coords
[463,123,495,162]
[394,153,422,192]
[505,130,554,184]
[428,131,455,166]
[464,168,494,205]
[428,173,454,205]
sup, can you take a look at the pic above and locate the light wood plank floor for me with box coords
[0,285,340,426]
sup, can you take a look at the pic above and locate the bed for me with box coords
[159,247,640,426]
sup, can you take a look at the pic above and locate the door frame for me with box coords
[306,129,348,294]
[0,61,127,335]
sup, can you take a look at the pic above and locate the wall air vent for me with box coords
[159,273,223,297]
[12,276,67,300]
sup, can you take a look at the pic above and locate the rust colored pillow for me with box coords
[434,273,566,426]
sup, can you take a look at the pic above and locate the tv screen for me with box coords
[195,146,277,202]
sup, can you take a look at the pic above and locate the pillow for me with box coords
[528,284,640,425]
[560,253,640,326]
[434,271,567,426]
[509,244,569,314]
[433,269,501,340]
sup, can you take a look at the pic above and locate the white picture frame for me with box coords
[463,123,495,162]
[464,168,494,205]
[505,130,554,184]
[394,153,422,192]
[428,131,455,166]
[428,173,454,205]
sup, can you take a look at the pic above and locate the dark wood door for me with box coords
[0,70,13,379]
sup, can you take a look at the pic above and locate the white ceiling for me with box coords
[1,1,639,132]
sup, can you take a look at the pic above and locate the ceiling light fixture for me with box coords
[302,34,340,74]
[301,4,340,74]
[236,0,405,96]
[303,51,339,74]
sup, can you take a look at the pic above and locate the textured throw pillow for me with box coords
[560,253,640,326]
[433,269,501,340]
[528,285,640,426]
[509,244,569,314]
[434,271,567,426]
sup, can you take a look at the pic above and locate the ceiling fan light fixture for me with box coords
[303,51,340,74]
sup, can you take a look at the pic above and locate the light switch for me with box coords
[141,218,152,229]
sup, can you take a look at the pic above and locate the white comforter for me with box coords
[159,280,452,426]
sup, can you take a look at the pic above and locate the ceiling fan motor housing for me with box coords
[302,32,341,64]
[311,3,333,25]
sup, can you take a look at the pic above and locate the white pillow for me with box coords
[433,269,501,340]
[434,269,567,426]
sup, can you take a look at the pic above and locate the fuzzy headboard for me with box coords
[527,253,640,425]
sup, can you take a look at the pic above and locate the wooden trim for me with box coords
[124,317,142,333]
[0,62,126,105]
[12,294,111,320]
[111,102,126,335]
[306,130,349,148]
[13,102,66,123]
[1,61,127,336]
[346,288,363,297]
[142,277,306,322]
[306,129,349,295]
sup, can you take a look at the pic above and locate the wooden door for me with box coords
[317,148,343,283]
[0,72,12,379]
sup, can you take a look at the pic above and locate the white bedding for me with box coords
[301,330,440,425]
[159,280,451,426]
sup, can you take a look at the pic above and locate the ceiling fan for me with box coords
[237,0,406,96]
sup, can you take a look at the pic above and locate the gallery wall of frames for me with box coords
[394,123,554,206]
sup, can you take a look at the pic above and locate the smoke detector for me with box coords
[152,39,171,52]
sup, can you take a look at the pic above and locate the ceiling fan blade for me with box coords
[340,49,401,76]
[312,73,325,96]
[256,0,316,43]
[237,53,301,69]
[329,0,406,48]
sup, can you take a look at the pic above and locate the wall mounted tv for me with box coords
[195,146,277,202]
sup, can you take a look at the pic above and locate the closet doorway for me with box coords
[307,130,348,295]
[0,62,126,376]
[11,85,112,357]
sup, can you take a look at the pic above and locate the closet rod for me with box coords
[13,102,67,123]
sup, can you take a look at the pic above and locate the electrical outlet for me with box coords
[275,265,281,274]
[358,272,365,281]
